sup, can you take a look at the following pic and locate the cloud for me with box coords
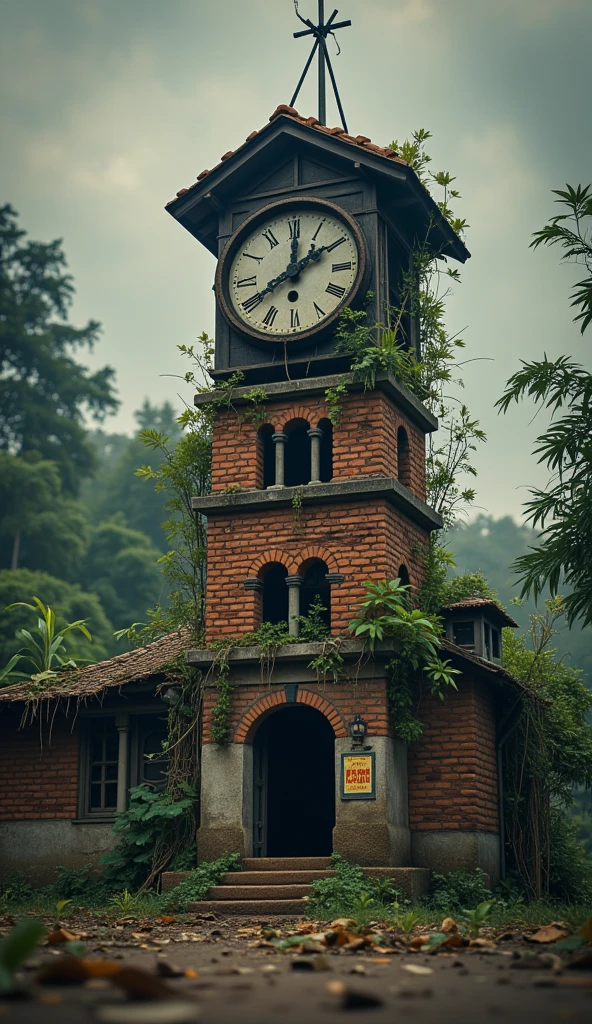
[364,0,434,30]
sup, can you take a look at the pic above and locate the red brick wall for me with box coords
[0,711,78,821]
[408,679,499,834]
[211,390,427,501]
[205,499,429,640]
[204,675,500,835]
[202,680,392,744]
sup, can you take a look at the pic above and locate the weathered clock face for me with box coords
[219,201,364,342]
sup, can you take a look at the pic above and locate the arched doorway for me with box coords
[253,705,335,857]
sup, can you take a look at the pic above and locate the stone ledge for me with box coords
[193,370,438,434]
[187,637,396,670]
[192,475,443,531]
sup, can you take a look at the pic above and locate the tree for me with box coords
[85,402,181,550]
[80,515,163,631]
[0,452,89,577]
[496,184,592,628]
[502,599,592,899]
[0,204,118,493]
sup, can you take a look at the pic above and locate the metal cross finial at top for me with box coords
[290,1,351,132]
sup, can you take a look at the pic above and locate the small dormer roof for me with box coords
[440,598,519,629]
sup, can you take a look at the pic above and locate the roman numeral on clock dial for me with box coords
[288,219,300,239]
[326,282,346,299]
[290,309,300,329]
[262,229,279,249]
[262,305,279,327]
[242,292,263,313]
[332,262,352,273]
[314,303,325,319]
[236,276,257,288]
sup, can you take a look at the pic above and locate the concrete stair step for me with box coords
[219,870,335,885]
[161,863,431,905]
[209,883,313,901]
[241,857,332,871]
[188,899,308,916]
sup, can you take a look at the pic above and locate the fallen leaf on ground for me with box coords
[441,918,457,933]
[527,924,569,944]
[110,968,176,1001]
[469,938,496,950]
[45,929,80,946]
[370,958,393,964]
[402,964,433,976]
[157,917,176,926]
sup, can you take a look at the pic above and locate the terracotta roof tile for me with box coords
[0,628,191,706]
[166,106,407,207]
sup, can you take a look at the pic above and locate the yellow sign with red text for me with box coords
[342,753,375,798]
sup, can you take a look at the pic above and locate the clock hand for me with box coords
[292,242,327,275]
[241,269,289,310]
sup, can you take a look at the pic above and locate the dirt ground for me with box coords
[2,914,592,1024]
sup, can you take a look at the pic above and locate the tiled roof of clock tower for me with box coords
[167,104,408,206]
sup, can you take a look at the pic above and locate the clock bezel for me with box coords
[215,196,367,345]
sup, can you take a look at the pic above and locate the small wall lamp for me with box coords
[349,713,367,747]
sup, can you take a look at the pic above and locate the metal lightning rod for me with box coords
[290,1,351,131]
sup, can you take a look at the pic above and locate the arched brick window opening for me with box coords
[398,563,411,590]
[318,418,333,483]
[285,419,311,487]
[258,423,275,489]
[261,563,288,625]
[397,426,411,487]
[300,558,331,631]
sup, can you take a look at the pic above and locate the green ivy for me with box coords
[164,853,240,912]
[100,781,197,891]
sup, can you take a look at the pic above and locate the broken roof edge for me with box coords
[0,627,192,706]
[166,105,470,264]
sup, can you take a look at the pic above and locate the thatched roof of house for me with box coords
[0,628,191,706]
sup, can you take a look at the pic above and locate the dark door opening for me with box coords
[253,705,335,857]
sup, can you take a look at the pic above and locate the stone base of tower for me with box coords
[411,830,500,884]
[331,736,410,866]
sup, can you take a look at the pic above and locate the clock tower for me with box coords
[165,102,509,904]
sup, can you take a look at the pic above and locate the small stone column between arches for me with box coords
[270,432,287,488]
[307,427,324,484]
[285,575,303,636]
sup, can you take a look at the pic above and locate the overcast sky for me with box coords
[1,0,591,521]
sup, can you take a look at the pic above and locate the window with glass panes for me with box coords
[88,718,119,812]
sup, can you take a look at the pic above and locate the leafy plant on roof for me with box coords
[0,596,92,686]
